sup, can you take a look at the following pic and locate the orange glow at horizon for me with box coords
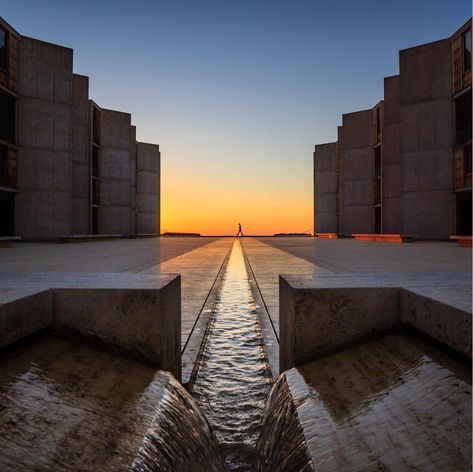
[161,171,313,236]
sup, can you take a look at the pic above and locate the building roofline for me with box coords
[342,108,372,118]
[137,141,160,149]
[73,73,89,80]
[21,35,73,52]
[89,99,101,110]
[384,74,400,81]
[399,37,450,54]
[314,141,336,149]
[101,107,132,118]
[373,99,384,109]
[0,17,21,37]
[451,17,472,38]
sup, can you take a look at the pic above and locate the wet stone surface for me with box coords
[0,335,167,470]
[292,332,472,471]
[192,239,272,471]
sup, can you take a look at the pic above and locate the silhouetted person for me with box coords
[236,223,243,237]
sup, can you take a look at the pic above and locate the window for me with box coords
[92,207,99,235]
[92,146,99,177]
[92,106,100,144]
[463,29,471,73]
[374,147,381,178]
[0,90,16,143]
[464,144,472,175]
[376,107,381,142]
[0,29,5,70]
[0,145,6,186]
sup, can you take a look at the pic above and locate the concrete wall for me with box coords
[313,142,337,233]
[129,125,137,235]
[99,109,133,235]
[383,75,402,233]
[71,74,89,234]
[399,39,455,239]
[338,110,374,235]
[279,274,472,371]
[136,142,161,234]
[17,37,73,240]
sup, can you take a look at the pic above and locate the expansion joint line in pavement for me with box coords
[180,242,233,356]
[240,240,280,344]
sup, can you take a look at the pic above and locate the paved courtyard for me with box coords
[1,236,470,375]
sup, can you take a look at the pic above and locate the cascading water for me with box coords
[191,238,273,471]
[132,370,226,472]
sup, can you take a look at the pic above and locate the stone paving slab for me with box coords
[243,238,472,342]
[0,237,219,273]
[257,236,472,273]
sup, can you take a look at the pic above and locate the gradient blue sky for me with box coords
[3,1,471,234]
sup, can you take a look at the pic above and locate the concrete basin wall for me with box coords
[280,274,472,371]
[0,273,181,379]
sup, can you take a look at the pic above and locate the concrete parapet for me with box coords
[0,272,181,379]
[280,273,472,371]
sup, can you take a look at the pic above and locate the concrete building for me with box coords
[314,18,472,239]
[0,17,160,240]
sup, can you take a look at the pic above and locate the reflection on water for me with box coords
[0,336,225,471]
[192,238,272,471]
[0,335,165,470]
[285,333,471,471]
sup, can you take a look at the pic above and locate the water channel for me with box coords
[191,238,273,471]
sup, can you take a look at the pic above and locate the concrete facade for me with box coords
[399,39,455,239]
[0,17,160,240]
[313,142,337,233]
[136,142,161,234]
[382,75,402,233]
[314,19,472,239]
[338,110,374,235]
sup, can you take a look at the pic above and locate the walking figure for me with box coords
[236,223,243,237]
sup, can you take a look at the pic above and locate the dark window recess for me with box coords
[463,29,472,73]
[92,107,100,145]
[92,146,99,177]
[375,107,381,143]
[0,145,6,186]
[374,179,381,205]
[456,196,472,236]
[0,90,16,143]
[92,178,100,205]
[92,207,99,235]
[464,144,472,175]
[374,147,381,178]
[374,206,381,234]
[0,191,15,236]
[0,29,6,70]
[455,89,472,145]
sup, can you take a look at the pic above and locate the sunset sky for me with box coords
[4,1,471,235]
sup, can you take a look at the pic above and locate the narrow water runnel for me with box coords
[191,239,272,471]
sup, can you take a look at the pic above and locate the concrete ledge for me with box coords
[0,288,53,349]
[450,235,472,247]
[0,236,21,248]
[0,272,181,379]
[314,233,338,239]
[128,233,160,238]
[280,274,472,371]
[59,234,123,243]
[352,233,414,243]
